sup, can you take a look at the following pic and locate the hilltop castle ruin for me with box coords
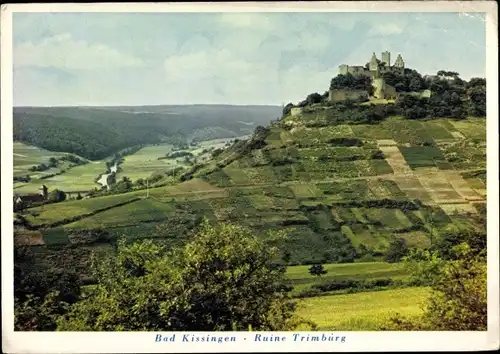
[338,51,405,78]
[329,51,406,102]
[287,51,432,117]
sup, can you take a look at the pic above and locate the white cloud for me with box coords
[14,33,145,70]
[162,44,333,105]
[368,23,404,36]
[12,13,486,106]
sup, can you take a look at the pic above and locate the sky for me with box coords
[12,12,486,106]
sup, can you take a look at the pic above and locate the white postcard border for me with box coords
[1,2,499,353]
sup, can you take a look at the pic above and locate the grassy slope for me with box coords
[13,142,106,193]
[296,287,430,330]
[115,138,236,182]
[287,261,410,295]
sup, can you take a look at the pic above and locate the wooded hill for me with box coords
[13,105,281,160]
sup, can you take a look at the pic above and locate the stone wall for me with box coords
[329,89,369,102]
[407,89,432,99]
[420,89,432,98]
[338,65,371,77]
[372,78,397,99]
[347,66,367,76]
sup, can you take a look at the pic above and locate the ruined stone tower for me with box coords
[336,51,405,81]
[394,53,405,69]
[381,51,391,66]
[39,185,48,199]
[369,52,379,72]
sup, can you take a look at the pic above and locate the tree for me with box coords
[254,125,269,136]
[282,250,292,264]
[451,107,466,119]
[385,243,486,330]
[467,83,486,117]
[48,189,66,203]
[434,214,486,260]
[384,237,409,263]
[306,92,323,105]
[405,106,427,120]
[450,92,461,105]
[409,77,422,92]
[308,264,327,277]
[466,77,486,89]
[330,73,372,92]
[57,221,313,331]
[441,91,452,103]
[49,157,58,168]
[76,193,82,200]
[421,208,441,248]
[211,148,223,158]
[282,103,294,116]
[136,178,145,186]
[111,176,133,193]
[437,70,459,79]
[14,246,81,331]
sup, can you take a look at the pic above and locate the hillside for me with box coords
[13,105,281,160]
[15,112,486,276]
[13,66,487,294]
[12,69,488,333]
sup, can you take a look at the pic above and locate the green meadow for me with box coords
[286,261,410,295]
[296,287,430,330]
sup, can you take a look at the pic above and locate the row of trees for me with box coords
[27,155,87,174]
[395,75,486,119]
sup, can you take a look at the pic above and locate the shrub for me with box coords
[57,221,312,331]
[384,238,410,263]
[308,264,328,277]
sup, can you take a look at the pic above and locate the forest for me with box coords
[13,105,281,160]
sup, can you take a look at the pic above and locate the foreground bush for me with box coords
[383,243,486,330]
[57,220,314,331]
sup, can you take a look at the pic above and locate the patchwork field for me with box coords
[286,261,410,295]
[24,194,140,226]
[14,117,486,276]
[13,142,105,193]
[297,287,430,330]
[13,142,70,176]
[13,141,108,193]
[115,138,238,182]
[116,144,176,181]
[15,162,108,194]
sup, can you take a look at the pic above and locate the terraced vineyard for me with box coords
[11,99,488,334]
[14,114,486,280]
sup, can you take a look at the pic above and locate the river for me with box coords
[97,163,118,189]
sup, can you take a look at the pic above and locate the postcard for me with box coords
[1,1,498,353]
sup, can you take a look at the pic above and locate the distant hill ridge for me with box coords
[13,105,281,160]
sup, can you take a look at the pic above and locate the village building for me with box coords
[14,185,48,208]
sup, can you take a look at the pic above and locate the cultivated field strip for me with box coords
[14,117,486,265]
